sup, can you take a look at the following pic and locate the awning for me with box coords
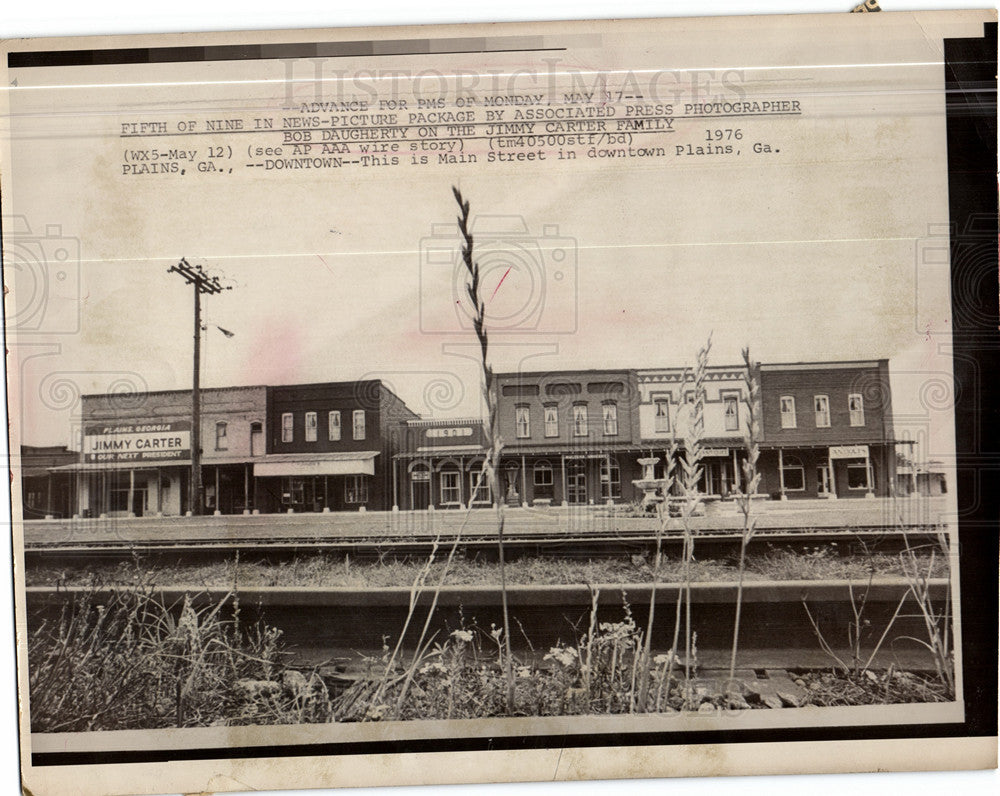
[48,460,192,472]
[395,445,486,459]
[254,451,379,477]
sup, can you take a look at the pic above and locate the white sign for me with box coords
[83,421,191,463]
[829,445,869,459]
[426,427,473,438]
[702,448,730,457]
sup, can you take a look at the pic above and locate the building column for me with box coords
[560,454,568,507]
[391,458,398,511]
[828,448,838,499]
[244,465,250,514]
[458,456,465,509]
[127,468,136,517]
[778,448,786,500]
[732,449,741,493]
[157,467,163,515]
[865,450,874,498]
[605,452,612,505]
[520,455,527,507]
[214,466,221,515]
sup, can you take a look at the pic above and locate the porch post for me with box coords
[458,456,465,509]
[214,465,221,515]
[127,468,135,516]
[732,448,741,492]
[244,464,250,514]
[605,452,612,504]
[157,467,163,514]
[778,448,786,500]
[520,455,527,507]
[828,448,838,498]
[560,454,568,506]
[865,450,874,498]
[392,458,398,510]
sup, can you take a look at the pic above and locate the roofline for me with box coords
[495,369,635,379]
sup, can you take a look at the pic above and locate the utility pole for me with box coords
[168,258,229,516]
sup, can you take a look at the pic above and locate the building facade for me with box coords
[19,445,78,519]
[393,418,490,510]
[757,360,896,499]
[493,369,643,506]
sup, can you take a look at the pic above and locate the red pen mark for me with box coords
[316,254,334,276]
[491,267,512,301]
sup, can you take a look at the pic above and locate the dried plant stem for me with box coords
[453,185,515,714]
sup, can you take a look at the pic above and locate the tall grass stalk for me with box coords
[635,400,681,710]
[664,336,711,706]
[453,185,515,714]
[727,347,762,694]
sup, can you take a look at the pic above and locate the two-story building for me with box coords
[494,369,643,506]
[58,385,268,517]
[255,380,418,513]
[757,360,896,499]
[636,365,752,497]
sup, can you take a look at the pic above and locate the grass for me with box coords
[25,547,949,590]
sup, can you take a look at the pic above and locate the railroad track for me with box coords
[24,524,943,562]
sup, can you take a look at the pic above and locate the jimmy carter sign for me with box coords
[83,421,191,463]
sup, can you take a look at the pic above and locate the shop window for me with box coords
[722,392,739,431]
[572,404,588,437]
[345,475,369,504]
[848,393,865,426]
[468,469,492,505]
[515,404,530,438]
[781,455,805,491]
[654,399,670,433]
[328,410,341,441]
[533,461,554,499]
[281,412,294,443]
[281,477,304,505]
[305,411,318,442]
[600,459,621,499]
[847,464,871,490]
[543,404,558,437]
[780,396,796,429]
[440,471,461,505]
[602,402,618,436]
[353,410,366,440]
[813,395,830,428]
[215,421,228,450]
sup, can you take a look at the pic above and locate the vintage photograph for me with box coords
[1,6,995,794]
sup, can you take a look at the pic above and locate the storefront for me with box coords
[253,451,380,512]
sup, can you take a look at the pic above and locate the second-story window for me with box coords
[305,411,318,442]
[353,410,366,440]
[215,421,228,450]
[572,403,588,437]
[654,399,670,433]
[848,393,865,426]
[814,395,830,428]
[780,396,797,428]
[723,393,739,431]
[543,404,558,437]
[602,402,618,436]
[328,410,341,441]
[281,412,294,443]
[515,405,530,438]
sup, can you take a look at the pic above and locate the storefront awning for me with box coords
[395,445,486,459]
[48,460,192,472]
[254,451,379,477]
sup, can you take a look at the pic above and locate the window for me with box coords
[654,399,670,433]
[215,421,228,450]
[281,477,304,505]
[723,393,739,431]
[281,412,294,443]
[345,475,369,504]
[814,395,830,428]
[304,411,318,442]
[515,404,530,438]
[572,404,588,437]
[781,455,805,491]
[440,471,461,504]
[780,396,797,429]
[847,464,871,490]
[684,390,696,405]
[544,404,558,437]
[848,393,865,426]
[469,470,492,505]
[353,410,366,440]
[602,402,618,436]
[328,410,341,441]
[600,458,621,499]
[533,461,554,499]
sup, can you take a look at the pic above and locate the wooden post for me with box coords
[127,468,135,516]
[215,466,221,513]
[828,448,837,498]
[560,454,567,506]
[244,464,250,512]
[732,449,741,492]
[778,448,786,499]
[520,455,527,505]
